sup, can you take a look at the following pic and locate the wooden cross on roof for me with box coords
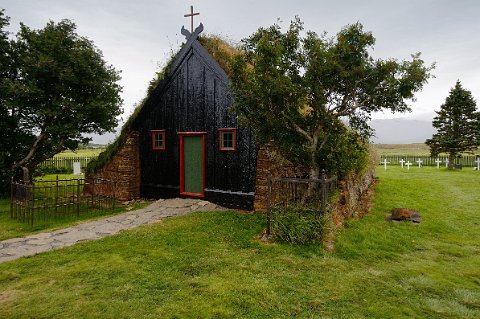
[184,5,200,33]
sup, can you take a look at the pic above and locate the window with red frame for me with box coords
[219,128,236,151]
[151,130,166,150]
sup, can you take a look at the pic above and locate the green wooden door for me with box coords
[182,135,204,196]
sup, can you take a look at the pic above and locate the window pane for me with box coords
[153,132,165,149]
[222,131,234,149]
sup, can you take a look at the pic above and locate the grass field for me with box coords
[53,148,105,158]
[372,143,480,157]
[0,167,479,318]
[372,143,431,155]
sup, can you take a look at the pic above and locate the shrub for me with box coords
[37,166,70,175]
[269,207,326,244]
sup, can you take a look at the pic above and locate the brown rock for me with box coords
[386,208,422,223]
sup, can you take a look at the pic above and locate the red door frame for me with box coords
[178,132,207,197]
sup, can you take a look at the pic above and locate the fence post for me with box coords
[10,177,14,219]
[91,177,95,208]
[113,178,117,210]
[320,169,326,214]
[266,172,272,239]
[76,178,80,217]
[30,183,34,226]
[55,175,59,217]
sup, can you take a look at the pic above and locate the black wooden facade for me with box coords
[132,25,257,209]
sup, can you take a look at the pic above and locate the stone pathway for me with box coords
[0,198,225,263]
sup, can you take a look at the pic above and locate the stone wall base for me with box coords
[85,130,141,201]
[323,160,377,251]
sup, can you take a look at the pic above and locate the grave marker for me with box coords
[73,162,81,175]
[416,159,423,168]
[445,158,449,168]
[382,159,390,171]
[475,158,480,170]
[406,161,412,170]
[435,158,442,169]
[399,159,405,168]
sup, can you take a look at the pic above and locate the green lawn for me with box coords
[0,167,479,318]
[53,148,105,158]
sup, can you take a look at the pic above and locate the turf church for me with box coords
[89,8,258,209]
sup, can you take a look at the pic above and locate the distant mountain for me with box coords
[86,131,117,145]
[369,119,435,144]
[88,118,436,145]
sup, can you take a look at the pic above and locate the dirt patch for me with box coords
[0,290,18,304]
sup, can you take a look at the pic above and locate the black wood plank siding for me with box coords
[133,38,257,209]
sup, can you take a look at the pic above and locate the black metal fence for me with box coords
[266,170,338,237]
[379,154,480,167]
[38,156,96,173]
[10,177,116,226]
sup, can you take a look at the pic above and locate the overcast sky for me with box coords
[2,0,480,143]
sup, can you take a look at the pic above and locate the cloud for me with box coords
[3,0,480,144]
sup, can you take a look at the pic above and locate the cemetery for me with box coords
[38,156,94,174]
[379,154,480,169]
[1,2,480,318]
[379,155,480,170]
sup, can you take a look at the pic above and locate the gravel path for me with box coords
[0,198,225,263]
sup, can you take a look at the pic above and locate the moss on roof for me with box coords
[87,35,241,174]
[198,34,241,76]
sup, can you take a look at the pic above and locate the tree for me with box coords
[426,81,480,168]
[230,18,434,178]
[0,9,13,150]
[5,18,122,182]
[0,9,25,194]
[0,9,11,153]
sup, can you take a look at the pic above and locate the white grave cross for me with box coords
[406,161,412,170]
[435,158,442,169]
[445,158,449,168]
[399,159,405,168]
[416,159,423,168]
[383,159,390,170]
[475,158,480,170]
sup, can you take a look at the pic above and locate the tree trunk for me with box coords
[300,152,321,205]
[21,166,30,183]
[448,153,455,169]
[310,166,320,179]
[11,131,46,181]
